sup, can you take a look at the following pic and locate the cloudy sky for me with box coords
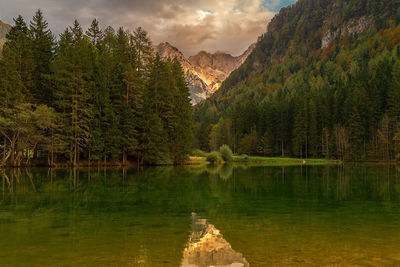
[0,0,296,56]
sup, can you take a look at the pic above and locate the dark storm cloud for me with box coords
[0,0,295,56]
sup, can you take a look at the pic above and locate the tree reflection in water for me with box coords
[182,212,249,267]
[1,166,399,266]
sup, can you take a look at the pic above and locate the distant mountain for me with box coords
[0,20,11,55]
[155,42,255,104]
[188,43,256,95]
[155,42,209,104]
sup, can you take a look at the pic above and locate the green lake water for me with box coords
[0,165,399,266]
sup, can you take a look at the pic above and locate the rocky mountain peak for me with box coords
[187,44,255,95]
[156,42,182,58]
[155,42,255,104]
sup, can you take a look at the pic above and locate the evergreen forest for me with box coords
[0,11,193,167]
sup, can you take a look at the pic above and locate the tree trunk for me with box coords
[73,140,77,167]
[26,143,38,166]
[2,137,6,161]
[77,145,80,164]
[51,128,54,166]
[70,143,73,164]
[122,147,127,166]
[10,134,17,167]
[305,136,308,159]
[126,81,129,105]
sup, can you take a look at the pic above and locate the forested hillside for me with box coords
[195,0,400,161]
[0,11,193,167]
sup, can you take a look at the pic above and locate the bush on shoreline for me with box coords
[192,149,208,157]
[219,145,233,162]
[206,152,221,164]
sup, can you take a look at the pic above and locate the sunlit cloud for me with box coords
[0,0,296,56]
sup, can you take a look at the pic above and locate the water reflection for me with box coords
[196,164,234,180]
[1,165,400,203]
[182,213,249,267]
[0,165,400,266]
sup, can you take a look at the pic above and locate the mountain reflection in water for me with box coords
[182,213,249,267]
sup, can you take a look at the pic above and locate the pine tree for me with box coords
[95,26,117,164]
[111,27,138,163]
[0,16,33,164]
[139,77,169,164]
[292,97,308,158]
[170,59,194,164]
[52,21,94,165]
[133,27,153,72]
[86,19,103,46]
[3,15,33,100]
[29,9,54,105]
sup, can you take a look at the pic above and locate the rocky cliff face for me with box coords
[0,20,11,55]
[155,42,210,104]
[188,43,256,96]
[321,16,374,48]
[155,42,254,104]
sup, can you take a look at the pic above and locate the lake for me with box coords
[0,165,399,266]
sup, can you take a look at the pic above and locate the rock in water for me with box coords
[181,213,249,267]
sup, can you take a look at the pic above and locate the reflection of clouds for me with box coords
[182,213,249,267]
[0,0,282,57]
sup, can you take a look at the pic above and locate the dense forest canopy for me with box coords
[195,0,400,161]
[0,11,194,167]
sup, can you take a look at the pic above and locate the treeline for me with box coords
[0,10,193,167]
[195,8,400,161]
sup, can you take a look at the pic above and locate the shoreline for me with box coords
[1,157,399,169]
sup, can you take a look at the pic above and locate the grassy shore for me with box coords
[188,155,342,166]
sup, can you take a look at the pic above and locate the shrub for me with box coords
[192,149,208,157]
[206,151,221,164]
[219,144,233,162]
[242,154,249,161]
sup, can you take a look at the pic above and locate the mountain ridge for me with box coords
[155,42,255,104]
